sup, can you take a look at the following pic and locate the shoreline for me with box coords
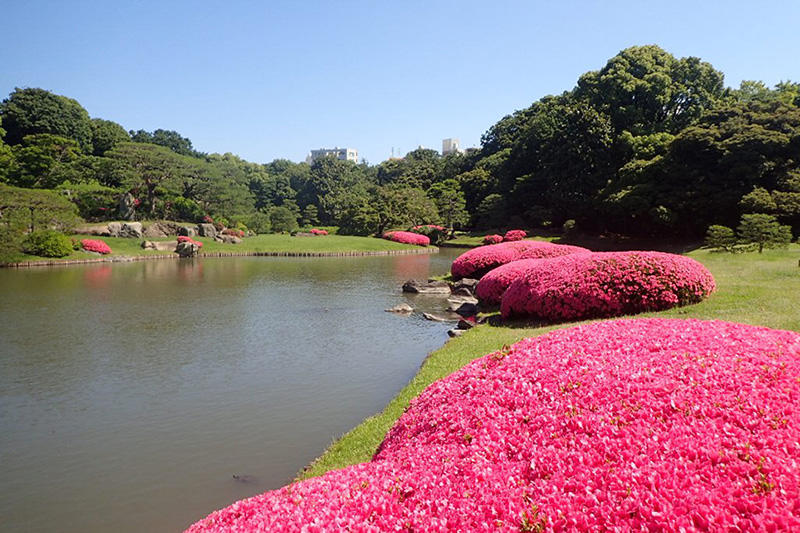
[1,246,439,268]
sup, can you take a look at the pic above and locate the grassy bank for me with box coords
[2,234,435,265]
[299,245,800,479]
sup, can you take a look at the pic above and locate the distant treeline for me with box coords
[1,45,798,240]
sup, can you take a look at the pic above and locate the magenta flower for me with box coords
[383,231,430,247]
[186,319,800,532]
[500,251,716,321]
[80,239,112,254]
[177,236,203,248]
[310,228,329,235]
[451,240,589,279]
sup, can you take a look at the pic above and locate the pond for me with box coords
[0,249,461,532]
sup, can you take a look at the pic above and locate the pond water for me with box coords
[0,249,461,532]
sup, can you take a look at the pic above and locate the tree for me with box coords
[737,214,793,253]
[704,225,737,252]
[0,88,93,151]
[301,204,319,226]
[428,179,468,228]
[8,134,83,188]
[106,142,188,217]
[130,128,200,157]
[270,206,298,233]
[90,118,130,156]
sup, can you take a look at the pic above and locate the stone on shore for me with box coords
[176,241,200,257]
[402,279,451,294]
[385,303,414,314]
[197,223,217,238]
[142,240,179,251]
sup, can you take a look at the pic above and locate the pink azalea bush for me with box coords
[501,251,716,321]
[475,258,550,305]
[451,240,589,279]
[411,224,446,232]
[177,235,203,248]
[503,229,526,242]
[80,239,112,254]
[310,228,328,235]
[383,231,430,247]
[221,228,245,238]
[482,234,503,245]
[186,319,800,531]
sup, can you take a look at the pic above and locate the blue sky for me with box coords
[2,1,799,164]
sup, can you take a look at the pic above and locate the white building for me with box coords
[306,147,359,164]
[442,138,464,155]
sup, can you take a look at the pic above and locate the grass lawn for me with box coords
[299,245,800,480]
[3,233,433,264]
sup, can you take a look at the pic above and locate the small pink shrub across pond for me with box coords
[310,228,328,235]
[383,231,430,246]
[177,236,203,248]
[187,319,800,531]
[503,229,526,241]
[451,240,588,279]
[501,251,716,321]
[80,239,112,254]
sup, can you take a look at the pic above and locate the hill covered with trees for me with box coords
[1,45,798,245]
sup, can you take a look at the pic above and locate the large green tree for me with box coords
[91,118,130,156]
[0,88,94,151]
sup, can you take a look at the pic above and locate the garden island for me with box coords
[2,43,799,532]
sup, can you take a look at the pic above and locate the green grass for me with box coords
[3,233,432,264]
[299,245,800,480]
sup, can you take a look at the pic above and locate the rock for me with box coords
[447,328,465,338]
[447,296,479,316]
[142,240,178,251]
[144,221,182,238]
[178,226,197,237]
[107,222,122,237]
[451,278,479,294]
[422,312,453,322]
[197,223,217,238]
[451,287,474,297]
[218,234,242,244]
[175,241,200,257]
[453,302,478,317]
[118,192,137,220]
[385,303,414,314]
[75,225,111,236]
[456,318,475,330]
[118,222,143,238]
[402,279,452,294]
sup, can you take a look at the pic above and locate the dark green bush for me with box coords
[22,230,73,257]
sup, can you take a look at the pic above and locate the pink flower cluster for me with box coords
[177,235,203,248]
[222,228,245,238]
[503,229,527,242]
[482,234,504,245]
[186,319,800,532]
[383,231,430,247]
[501,251,716,321]
[310,228,329,235]
[476,258,546,305]
[80,239,112,254]
[451,240,589,279]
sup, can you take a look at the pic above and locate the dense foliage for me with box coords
[451,240,589,279]
[187,319,800,531]
[21,229,73,257]
[1,45,798,244]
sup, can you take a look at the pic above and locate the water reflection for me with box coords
[0,250,459,533]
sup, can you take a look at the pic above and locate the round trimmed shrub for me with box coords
[80,239,112,254]
[21,230,73,258]
[482,234,503,245]
[500,251,716,321]
[503,229,526,241]
[474,257,559,305]
[383,231,430,246]
[186,319,800,531]
[451,240,589,279]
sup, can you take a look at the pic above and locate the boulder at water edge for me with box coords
[402,279,451,295]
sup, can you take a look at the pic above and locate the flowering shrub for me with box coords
[482,234,503,245]
[503,229,526,242]
[177,235,203,248]
[501,251,716,320]
[411,224,446,232]
[310,228,328,235]
[80,239,112,254]
[187,319,800,531]
[202,215,214,224]
[221,228,245,238]
[383,231,430,246]
[451,240,589,279]
[475,258,549,304]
